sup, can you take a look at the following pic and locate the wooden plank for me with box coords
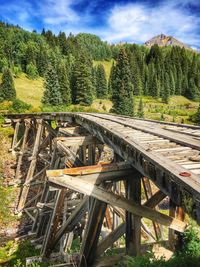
[48,175,186,232]
[86,113,200,150]
[73,113,200,222]
[47,162,132,176]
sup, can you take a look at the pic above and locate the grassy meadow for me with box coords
[0,71,199,124]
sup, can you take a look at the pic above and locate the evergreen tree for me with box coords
[0,68,16,101]
[129,53,143,96]
[26,63,38,79]
[42,64,63,106]
[108,62,115,98]
[112,48,134,116]
[137,98,144,118]
[162,73,170,103]
[169,71,175,95]
[151,74,160,98]
[72,52,93,106]
[57,61,71,105]
[185,78,200,101]
[193,103,200,125]
[95,64,108,98]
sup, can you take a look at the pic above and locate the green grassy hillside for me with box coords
[0,72,199,124]
[93,60,113,80]
[14,74,44,108]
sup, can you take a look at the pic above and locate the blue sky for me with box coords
[0,0,200,49]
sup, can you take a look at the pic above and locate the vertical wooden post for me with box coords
[142,177,163,240]
[169,201,185,250]
[125,171,141,256]
[42,189,66,257]
[11,120,20,153]
[79,198,107,267]
[17,119,44,211]
[15,120,30,181]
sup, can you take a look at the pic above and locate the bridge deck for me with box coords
[7,112,200,223]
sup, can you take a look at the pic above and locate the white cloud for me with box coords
[38,0,81,25]
[103,0,200,47]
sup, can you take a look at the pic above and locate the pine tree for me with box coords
[185,78,200,101]
[193,103,200,125]
[95,64,108,98]
[72,52,93,106]
[112,48,134,116]
[169,71,175,95]
[42,64,63,106]
[137,98,144,118]
[57,62,71,105]
[0,68,16,101]
[162,73,170,103]
[26,63,38,79]
[151,74,160,98]
[108,62,115,98]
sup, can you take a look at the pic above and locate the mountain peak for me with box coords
[144,34,191,50]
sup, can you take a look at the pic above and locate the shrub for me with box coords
[26,63,38,80]
[11,99,32,113]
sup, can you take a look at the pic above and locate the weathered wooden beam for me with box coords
[15,120,30,180]
[95,190,166,256]
[142,177,163,240]
[125,173,141,256]
[96,222,125,257]
[47,196,89,253]
[56,141,83,167]
[79,196,107,267]
[143,190,166,208]
[42,189,66,257]
[55,136,101,147]
[11,121,20,153]
[47,162,132,176]
[48,176,186,232]
[17,119,44,211]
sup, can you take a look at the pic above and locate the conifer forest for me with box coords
[0,22,199,120]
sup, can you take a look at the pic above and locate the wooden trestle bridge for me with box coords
[6,112,200,266]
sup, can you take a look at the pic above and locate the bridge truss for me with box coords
[6,112,200,266]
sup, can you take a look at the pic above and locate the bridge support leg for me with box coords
[169,200,185,250]
[11,120,20,154]
[142,177,163,240]
[79,196,107,266]
[15,120,30,181]
[17,119,44,211]
[125,171,142,256]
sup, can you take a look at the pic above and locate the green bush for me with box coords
[11,99,32,113]
[26,63,39,80]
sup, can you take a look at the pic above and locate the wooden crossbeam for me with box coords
[47,162,132,177]
[46,196,89,254]
[56,141,83,167]
[55,136,101,147]
[48,176,186,232]
[95,189,166,257]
